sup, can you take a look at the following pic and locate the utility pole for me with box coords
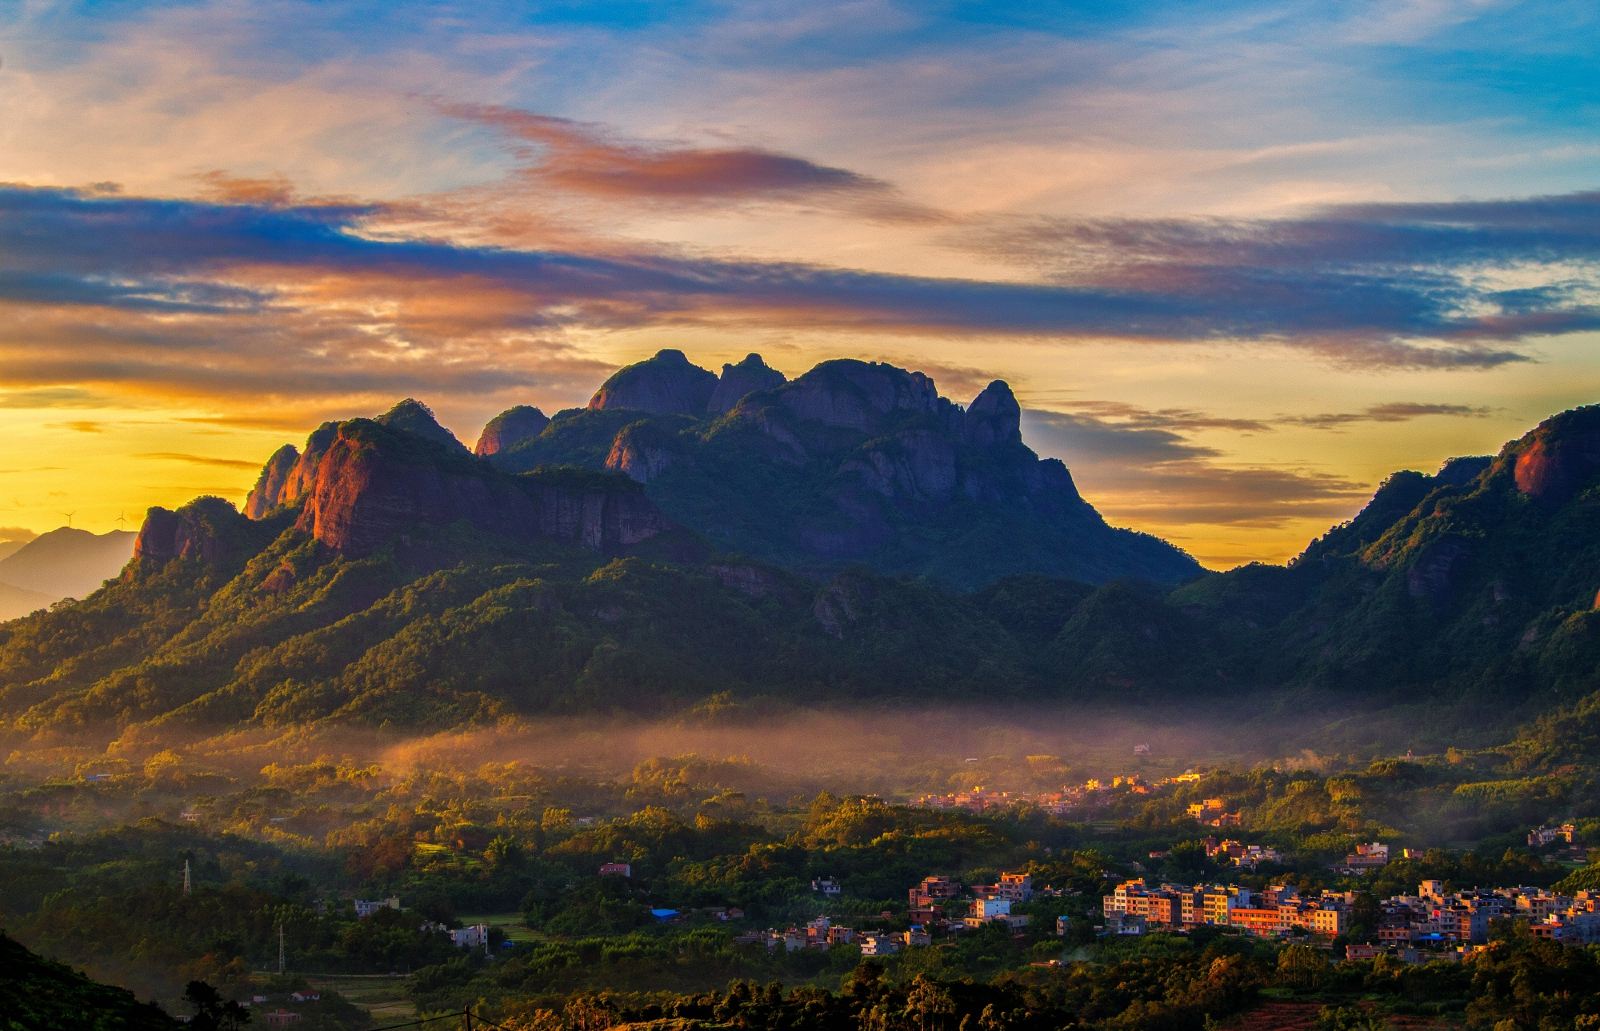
[278,921,285,975]
[182,859,191,896]
[464,1007,473,1031]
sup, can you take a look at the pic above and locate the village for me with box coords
[734,870,1053,957]
[1102,822,1600,963]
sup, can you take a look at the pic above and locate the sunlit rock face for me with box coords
[474,405,550,457]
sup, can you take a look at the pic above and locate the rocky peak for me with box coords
[131,496,249,570]
[588,348,718,416]
[708,353,787,414]
[243,444,300,519]
[475,405,549,457]
[375,398,467,452]
[294,419,669,557]
[1511,406,1600,502]
[279,422,338,508]
[964,380,1022,447]
[770,359,950,433]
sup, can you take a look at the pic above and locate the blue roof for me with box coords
[651,908,679,919]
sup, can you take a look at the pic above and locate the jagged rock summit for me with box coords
[965,380,1024,447]
[709,353,787,414]
[588,348,719,417]
[475,405,549,456]
[227,400,673,563]
[485,352,1200,586]
[244,444,300,519]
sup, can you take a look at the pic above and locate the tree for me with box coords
[184,980,250,1030]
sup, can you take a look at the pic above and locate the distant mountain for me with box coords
[0,536,33,562]
[0,526,135,601]
[0,580,54,621]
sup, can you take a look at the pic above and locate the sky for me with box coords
[0,0,1596,567]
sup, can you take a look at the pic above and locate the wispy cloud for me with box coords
[442,102,938,223]
[1284,401,1493,429]
[133,452,261,470]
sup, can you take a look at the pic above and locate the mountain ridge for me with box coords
[2,358,1599,739]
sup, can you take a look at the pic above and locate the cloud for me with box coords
[0,179,1594,437]
[966,189,1600,366]
[1045,400,1275,434]
[0,386,112,408]
[1284,401,1494,429]
[441,102,939,222]
[133,452,267,471]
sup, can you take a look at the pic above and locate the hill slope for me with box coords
[0,932,174,1029]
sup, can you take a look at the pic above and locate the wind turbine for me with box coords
[61,511,75,528]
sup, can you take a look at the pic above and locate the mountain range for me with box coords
[1,351,1598,741]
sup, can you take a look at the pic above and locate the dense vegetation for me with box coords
[5,709,1600,1027]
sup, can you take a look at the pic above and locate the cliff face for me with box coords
[1511,407,1600,503]
[605,421,683,483]
[131,496,253,569]
[292,420,667,556]
[243,444,300,518]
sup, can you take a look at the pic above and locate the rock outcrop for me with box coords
[708,353,786,414]
[474,405,549,456]
[965,381,1023,447]
[131,496,251,569]
[1512,406,1600,502]
[244,444,300,518]
[605,421,683,483]
[588,349,718,416]
[279,422,339,511]
[293,420,668,556]
[488,352,1199,585]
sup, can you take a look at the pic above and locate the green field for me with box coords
[305,974,414,1021]
[459,912,539,944]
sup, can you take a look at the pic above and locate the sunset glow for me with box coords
[2,1,1597,566]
